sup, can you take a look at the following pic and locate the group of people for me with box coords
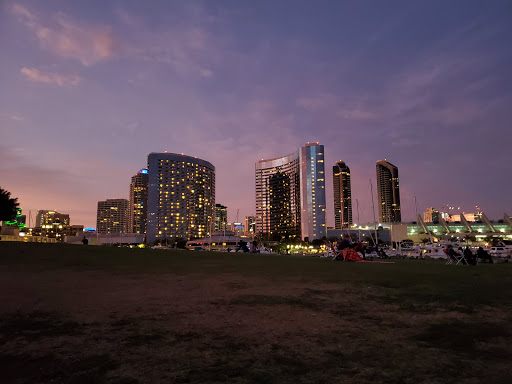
[236,240,261,253]
[445,244,493,265]
[333,235,395,261]
[332,235,495,265]
[333,234,365,261]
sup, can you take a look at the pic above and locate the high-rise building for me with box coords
[244,215,256,237]
[129,169,149,234]
[255,142,326,240]
[96,199,129,234]
[299,143,326,240]
[269,169,293,238]
[215,204,228,231]
[31,209,81,241]
[376,159,401,223]
[146,152,215,242]
[35,210,70,227]
[333,160,352,229]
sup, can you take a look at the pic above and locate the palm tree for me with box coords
[0,188,20,222]
[463,235,476,245]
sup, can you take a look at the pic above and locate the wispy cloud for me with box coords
[199,68,213,78]
[20,67,81,86]
[136,27,216,78]
[0,113,24,121]
[11,3,117,66]
[296,94,377,120]
[114,6,222,79]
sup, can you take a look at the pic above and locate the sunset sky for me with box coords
[1,0,511,229]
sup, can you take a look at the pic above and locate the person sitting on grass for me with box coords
[337,234,353,252]
[445,244,467,264]
[477,247,493,263]
[343,245,362,262]
[464,246,477,265]
[377,248,389,259]
[354,242,366,260]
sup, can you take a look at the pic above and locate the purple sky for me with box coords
[1,0,511,229]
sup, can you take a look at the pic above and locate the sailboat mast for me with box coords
[370,179,378,247]
[356,199,360,242]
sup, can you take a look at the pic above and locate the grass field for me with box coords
[1,242,511,383]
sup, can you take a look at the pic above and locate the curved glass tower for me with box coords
[255,143,326,240]
[147,153,215,242]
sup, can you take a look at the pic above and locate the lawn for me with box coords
[1,242,511,383]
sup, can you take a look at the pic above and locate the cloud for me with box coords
[20,67,81,86]
[296,94,339,112]
[136,26,215,76]
[11,3,117,66]
[113,6,223,79]
[0,113,24,121]
[199,68,213,78]
[296,94,377,120]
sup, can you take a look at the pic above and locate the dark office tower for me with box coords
[215,204,228,231]
[146,152,215,242]
[333,161,352,229]
[376,159,401,223]
[269,169,292,239]
[129,169,149,234]
[256,152,301,240]
[96,199,129,234]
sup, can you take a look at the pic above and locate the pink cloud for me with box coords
[11,3,117,66]
[20,67,81,86]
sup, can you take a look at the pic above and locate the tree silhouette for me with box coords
[0,188,20,222]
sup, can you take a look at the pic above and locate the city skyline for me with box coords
[1,1,511,228]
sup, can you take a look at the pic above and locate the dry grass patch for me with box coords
[1,242,512,383]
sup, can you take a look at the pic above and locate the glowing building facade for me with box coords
[376,159,401,223]
[333,160,352,229]
[299,143,326,240]
[146,153,215,242]
[35,210,70,227]
[423,207,440,223]
[244,215,256,237]
[255,143,326,240]
[129,169,148,234]
[215,203,228,231]
[96,199,129,234]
